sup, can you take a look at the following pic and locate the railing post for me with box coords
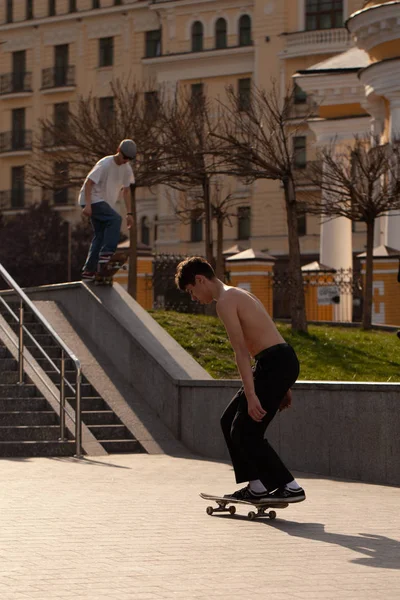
[59,349,67,441]
[18,300,24,385]
[74,369,83,457]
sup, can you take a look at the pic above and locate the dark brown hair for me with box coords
[175,257,216,290]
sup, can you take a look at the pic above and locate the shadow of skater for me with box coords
[270,521,400,569]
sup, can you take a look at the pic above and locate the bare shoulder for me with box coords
[216,287,241,314]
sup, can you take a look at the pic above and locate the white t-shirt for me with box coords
[78,155,135,208]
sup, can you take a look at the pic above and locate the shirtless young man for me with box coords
[175,256,306,503]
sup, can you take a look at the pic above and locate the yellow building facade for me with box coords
[0,0,364,253]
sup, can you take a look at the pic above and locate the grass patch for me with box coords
[149,310,400,382]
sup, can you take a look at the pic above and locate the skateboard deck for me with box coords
[94,249,129,286]
[200,493,289,520]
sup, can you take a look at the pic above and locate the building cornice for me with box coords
[359,56,400,104]
[307,115,370,144]
[346,1,400,52]
[293,70,365,107]
[0,3,147,34]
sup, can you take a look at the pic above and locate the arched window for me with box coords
[238,15,251,46]
[215,18,227,49]
[141,216,150,246]
[191,21,204,52]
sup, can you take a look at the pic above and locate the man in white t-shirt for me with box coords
[79,139,136,280]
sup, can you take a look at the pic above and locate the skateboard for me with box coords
[200,493,288,521]
[94,249,129,286]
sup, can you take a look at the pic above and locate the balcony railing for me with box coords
[0,130,32,153]
[42,187,77,206]
[0,72,32,96]
[281,27,353,59]
[41,66,75,90]
[0,189,32,210]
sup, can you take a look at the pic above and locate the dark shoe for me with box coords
[268,486,306,503]
[82,271,96,281]
[224,485,269,502]
[397,331,400,340]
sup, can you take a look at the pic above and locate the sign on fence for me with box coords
[317,285,340,305]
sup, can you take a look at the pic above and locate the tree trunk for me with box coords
[362,219,375,330]
[215,213,224,280]
[128,184,137,299]
[283,177,308,333]
[203,178,214,265]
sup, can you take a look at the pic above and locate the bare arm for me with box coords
[217,298,266,422]
[82,178,94,217]
[123,187,134,229]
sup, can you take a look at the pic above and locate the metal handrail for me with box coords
[0,263,82,456]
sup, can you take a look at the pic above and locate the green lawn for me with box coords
[149,310,400,382]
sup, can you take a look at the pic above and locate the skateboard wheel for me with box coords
[269,511,277,520]
[229,506,236,515]
[248,511,256,520]
[206,506,214,515]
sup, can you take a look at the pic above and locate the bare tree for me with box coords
[308,136,400,329]
[213,82,314,332]
[167,177,245,279]
[158,88,228,267]
[27,79,167,299]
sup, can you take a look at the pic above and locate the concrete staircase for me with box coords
[0,339,76,456]
[0,303,144,455]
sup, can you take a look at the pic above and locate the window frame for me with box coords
[293,136,307,169]
[145,29,162,58]
[99,37,114,68]
[237,206,251,241]
[191,21,204,53]
[238,15,252,46]
[305,0,343,31]
[215,18,227,49]
[190,209,203,242]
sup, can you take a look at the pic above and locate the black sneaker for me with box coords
[224,485,269,502]
[268,486,306,503]
[82,271,96,281]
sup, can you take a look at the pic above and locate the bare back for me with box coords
[216,285,285,357]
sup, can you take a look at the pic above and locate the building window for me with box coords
[54,162,69,205]
[141,216,150,246]
[114,0,122,4]
[293,136,307,168]
[306,0,343,31]
[238,206,251,240]
[49,0,56,16]
[12,51,26,92]
[99,37,114,67]
[69,0,77,12]
[92,0,100,7]
[6,0,13,23]
[99,96,114,125]
[215,18,227,49]
[238,78,251,112]
[54,103,69,134]
[191,21,204,52]
[191,83,204,108]
[26,0,33,20]
[294,83,307,104]
[145,29,162,58]
[190,210,203,242]
[12,108,26,150]
[297,203,307,237]
[238,15,252,46]
[154,214,158,242]
[11,166,25,208]
[144,91,159,119]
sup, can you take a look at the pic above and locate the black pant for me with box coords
[221,343,300,492]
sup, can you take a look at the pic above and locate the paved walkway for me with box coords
[0,453,399,600]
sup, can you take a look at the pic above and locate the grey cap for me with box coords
[119,139,137,159]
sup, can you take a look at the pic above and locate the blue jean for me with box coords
[82,201,122,272]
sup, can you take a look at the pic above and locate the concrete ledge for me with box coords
[6,282,400,486]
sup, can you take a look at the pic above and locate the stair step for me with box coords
[67,397,107,411]
[0,308,36,323]
[29,346,62,360]
[25,334,55,347]
[0,440,76,457]
[9,322,48,336]
[100,439,145,454]
[47,370,85,385]
[0,397,48,411]
[0,346,11,359]
[88,424,133,440]
[0,411,58,426]
[0,384,37,398]
[0,358,18,371]
[36,357,76,371]
[0,425,72,441]
[0,371,27,385]
[82,410,118,425]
